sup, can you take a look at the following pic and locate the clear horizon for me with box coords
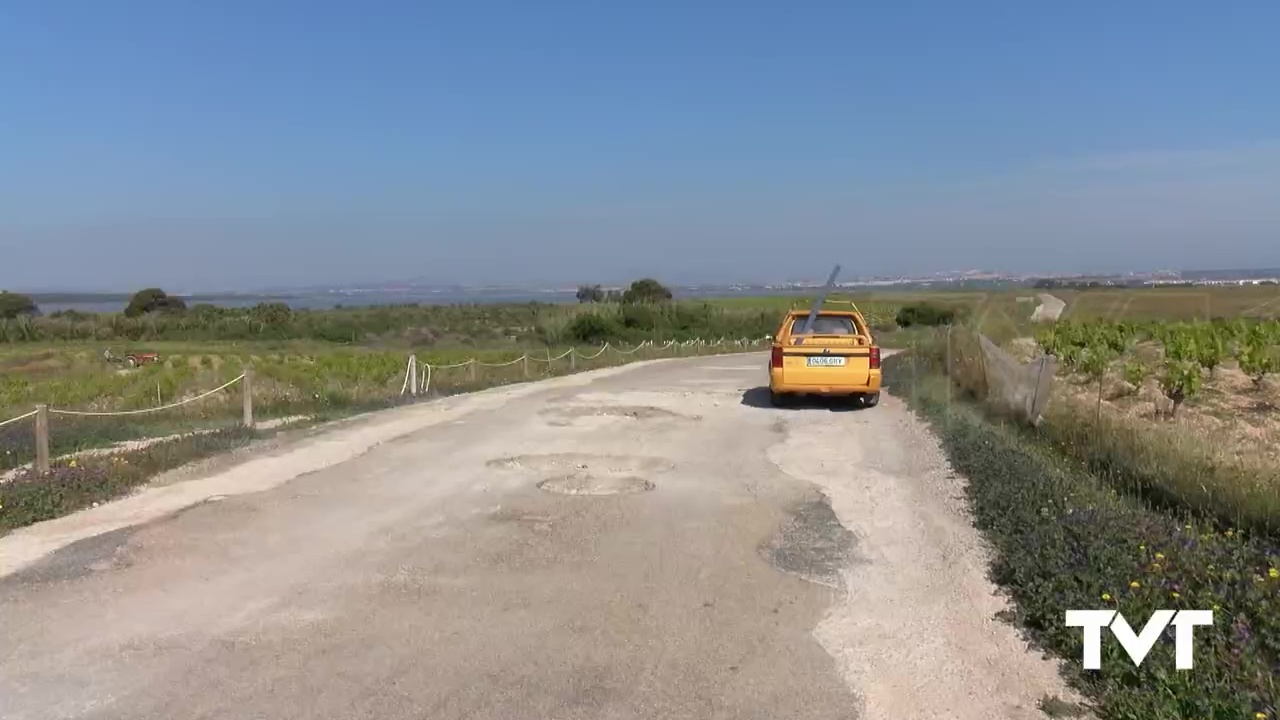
[3,3,1279,292]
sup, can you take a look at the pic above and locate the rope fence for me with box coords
[1,370,256,477]
[47,375,246,417]
[400,336,770,397]
[2,336,769,478]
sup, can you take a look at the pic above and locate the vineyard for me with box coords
[1036,318,1280,416]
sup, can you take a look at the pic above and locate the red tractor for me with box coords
[104,348,161,368]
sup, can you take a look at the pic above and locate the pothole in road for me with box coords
[488,453,672,496]
[538,472,655,496]
[539,405,697,427]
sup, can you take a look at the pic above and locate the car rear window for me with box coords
[791,315,856,335]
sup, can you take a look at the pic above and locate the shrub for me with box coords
[895,303,958,328]
[0,291,39,319]
[576,284,604,303]
[1237,335,1276,390]
[1122,360,1150,392]
[621,278,673,304]
[566,312,622,344]
[1159,360,1202,417]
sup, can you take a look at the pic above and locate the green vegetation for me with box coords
[0,427,257,533]
[887,348,1279,720]
[1036,319,1280,412]
[124,287,187,317]
[0,291,38,319]
[894,302,960,328]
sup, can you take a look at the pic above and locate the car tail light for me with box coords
[770,346,784,368]
[869,346,881,369]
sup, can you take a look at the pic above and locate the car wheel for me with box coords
[769,391,789,407]
[125,357,138,368]
[862,392,880,408]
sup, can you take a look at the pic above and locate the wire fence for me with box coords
[940,326,1057,426]
[2,336,769,477]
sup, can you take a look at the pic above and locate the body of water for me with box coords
[32,288,814,315]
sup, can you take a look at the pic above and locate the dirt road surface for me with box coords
[0,354,1077,720]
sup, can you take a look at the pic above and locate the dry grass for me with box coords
[1057,285,1280,320]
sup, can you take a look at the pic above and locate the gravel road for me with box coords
[0,353,1077,719]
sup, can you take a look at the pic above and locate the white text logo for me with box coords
[1065,609,1214,669]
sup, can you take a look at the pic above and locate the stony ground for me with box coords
[0,353,1078,720]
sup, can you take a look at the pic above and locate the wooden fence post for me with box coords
[409,356,418,396]
[569,348,576,371]
[522,354,529,379]
[34,404,50,475]
[242,367,255,428]
[469,359,478,382]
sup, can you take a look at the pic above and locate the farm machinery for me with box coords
[104,348,161,368]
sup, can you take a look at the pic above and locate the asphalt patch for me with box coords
[761,492,856,589]
[0,526,138,590]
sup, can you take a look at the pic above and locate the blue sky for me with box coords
[2,1,1279,291]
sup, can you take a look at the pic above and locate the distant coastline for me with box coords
[20,267,1280,314]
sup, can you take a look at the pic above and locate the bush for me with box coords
[895,303,958,328]
[566,313,622,344]
[576,284,604,303]
[0,291,38,319]
[621,278,673,304]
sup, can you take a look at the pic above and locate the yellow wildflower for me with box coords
[1129,580,1140,589]
[1154,552,1165,560]
[1226,529,1235,538]
[1269,568,1279,579]
[1139,544,1146,551]
[1101,593,1112,601]
[1254,713,1266,720]
[1151,563,1162,571]
[1212,604,1221,611]
[1207,565,1215,571]
[68,459,77,468]
[1170,592,1181,599]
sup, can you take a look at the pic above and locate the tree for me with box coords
[124,288,186,317]
[621,278,672,304]
[249,301,293,326]
[0,291,38,319]
[576,284,604,303]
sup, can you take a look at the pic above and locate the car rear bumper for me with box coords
[768,370,882,395]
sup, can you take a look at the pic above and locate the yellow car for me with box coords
[768,308,882,407]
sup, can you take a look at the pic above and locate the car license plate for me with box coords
[806,356,845,367]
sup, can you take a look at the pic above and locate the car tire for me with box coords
[769,391,790,408]
[862,392,880,408]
